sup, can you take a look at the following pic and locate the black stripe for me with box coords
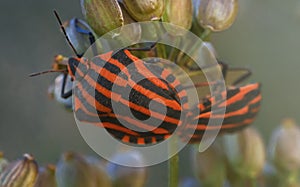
[219,89,260,113]
[193,104,258,127]
[78,77,114,110]
[92,57,129,80]
[200,87,260,113]
[111,50,135,66]
[128,87,182,118]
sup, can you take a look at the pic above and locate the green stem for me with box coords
[278,170,299,187]
[176,29,210,67]
[200,29,211,41]
[177,39,203,68]
[177,29,212,68]
[168,36,181,63]
[156,43,167,59]
[168,137,179,187]
[249,177,257,187]
[153,23,167,59]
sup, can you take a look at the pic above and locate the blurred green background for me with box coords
[1,0,300,186]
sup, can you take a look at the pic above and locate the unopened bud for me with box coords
[195,0,239,32]
[107,150,147,187]
[0,152,8,174]
[162,0,193,36]
[122,0,165,21]
[55,152,97,187]
[81,0,124,36]
[34,165,57,187]
[85,156,112,187]
[269,118,300,173]
[193,139,226,186]
[222,127,265,179]
[0,154,38,187]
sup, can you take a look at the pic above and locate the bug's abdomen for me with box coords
[181,83,261,143]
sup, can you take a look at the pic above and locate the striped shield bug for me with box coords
[179,61,261,143]
[30,11,261,145]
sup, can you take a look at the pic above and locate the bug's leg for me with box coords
[217,60,228,78]
[232,71,252,85]
[218,60,252,85]
[127,42,158,52]
[127,31,169,52]
[61,73,72,99]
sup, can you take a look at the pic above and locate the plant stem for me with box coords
[249,177,257,187]
[168,137,179,187]
[200,29,211,41]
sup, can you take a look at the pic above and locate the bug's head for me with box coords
[66,56,89,81]
[52,54,90,80]
[29,55,68,77]
[29,54,89,80]
[52,54,68,72]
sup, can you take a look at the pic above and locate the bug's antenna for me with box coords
[29,69,66,77]
[54,10,80,57]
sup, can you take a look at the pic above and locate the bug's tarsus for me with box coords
[60,73,72,98]
[54,10,80,57]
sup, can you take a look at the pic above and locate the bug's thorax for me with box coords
[67,57,90,80]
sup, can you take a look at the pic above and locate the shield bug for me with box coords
[179,61,261,143]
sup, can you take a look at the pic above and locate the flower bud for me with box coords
[34,165,57,187]
[162,0,193,36]
[0,152,8,174]
[222,127,265,179]
[56,152,100,187]
[0,154,38,187]
[85,156,112,187]
[116,2,142,44]
[193,139,226,186]
[269,118,300,173]
[195,0,239,32]
[48,73,73,111]
[81,0,124,36]
[107,150,147,187]
[122,0,165,21]
[65,18,97,56]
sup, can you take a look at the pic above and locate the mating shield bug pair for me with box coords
[30,11,261,145]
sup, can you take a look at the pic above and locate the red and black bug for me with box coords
[31,11,261,145]
[178,62,261,143]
